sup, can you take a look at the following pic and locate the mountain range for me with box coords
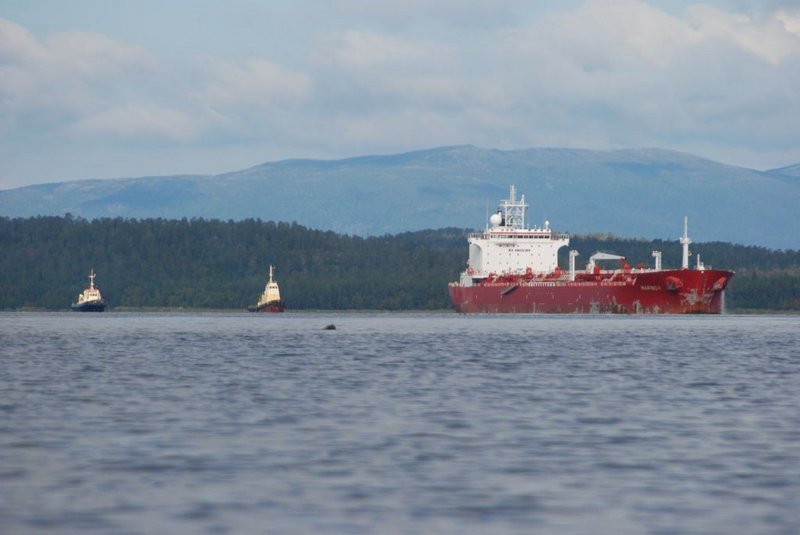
[1,145,799,249]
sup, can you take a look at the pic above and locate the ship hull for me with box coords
[70,301,106,312]
[449,269,733,314]
[248,300,285,313]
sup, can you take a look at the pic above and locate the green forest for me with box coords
[2,215,799,311]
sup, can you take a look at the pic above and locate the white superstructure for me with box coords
[76,269,104,305]
[257,265,282,306]
[463,185,569,283]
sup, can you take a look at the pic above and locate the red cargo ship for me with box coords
[449,186,733,314]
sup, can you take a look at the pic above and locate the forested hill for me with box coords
[2,216,799,311]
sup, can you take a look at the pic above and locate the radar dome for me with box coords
[489,213,503,227]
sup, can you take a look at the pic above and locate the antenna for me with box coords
[497,184,528,230]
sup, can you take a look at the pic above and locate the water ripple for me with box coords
[1,312,799,534]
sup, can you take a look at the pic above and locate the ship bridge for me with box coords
[467,185,569,277]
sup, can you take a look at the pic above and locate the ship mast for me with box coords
[498,185,528,229]
[89,269,96,290]
[680,216,691,269]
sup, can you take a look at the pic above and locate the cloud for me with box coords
[537,1,698,68]
[776,8,800,34]
[195,56,311,108]
[70,104,202,142]
[0,17,46,63]
[3,1,800,188]
[0,18,156,113]
[308,0,529,30]
[687,4,800,64]
[323,30,433,69]
[298,0,800,167]
[44,28,156,76]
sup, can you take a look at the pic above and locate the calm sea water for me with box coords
[1,312,798,534]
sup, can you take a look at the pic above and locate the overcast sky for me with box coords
[1,0,800,189]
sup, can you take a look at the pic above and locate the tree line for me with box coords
[1,215,798,311]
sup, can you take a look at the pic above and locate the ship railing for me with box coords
[468,231,570,240]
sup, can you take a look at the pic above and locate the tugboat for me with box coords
[71,269,107,312]
[248,265,285,313]
[449,185,734,314]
